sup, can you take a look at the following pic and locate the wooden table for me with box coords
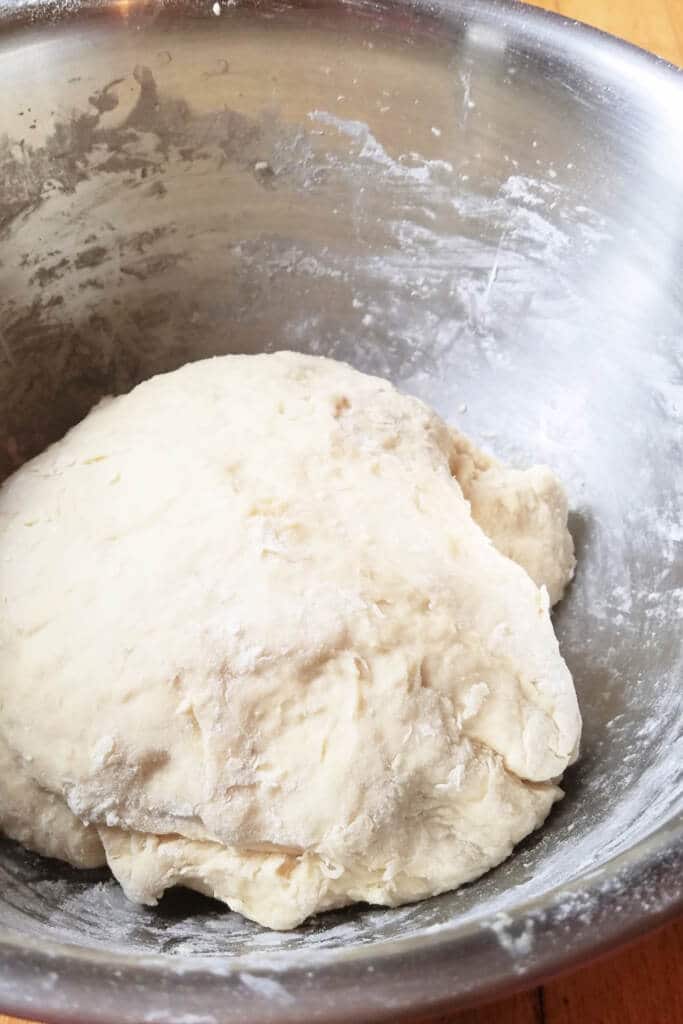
[530,0,683,66]
[2,2,681,1023]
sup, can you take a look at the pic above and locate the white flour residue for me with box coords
[238,973,296,1003]
[501,174,560,207]
[488,912,535,965]
[308,110,453,184]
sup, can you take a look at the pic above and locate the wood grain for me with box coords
[1,2,681,1023]
[445,917,683,1024]
[528,0,683,66]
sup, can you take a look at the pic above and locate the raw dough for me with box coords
[0,352,580,930]
[449,431,575,606]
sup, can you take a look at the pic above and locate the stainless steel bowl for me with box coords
[0,1,681,1020]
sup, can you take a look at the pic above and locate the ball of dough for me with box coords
[0,352,580,929]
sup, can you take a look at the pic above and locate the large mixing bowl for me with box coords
[0,0,681,1020]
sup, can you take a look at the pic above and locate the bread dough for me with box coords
[449,431,575,606]
[0,352,580,929]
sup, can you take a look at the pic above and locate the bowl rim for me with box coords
[0,0,681,1019]
[0,819,680,1022]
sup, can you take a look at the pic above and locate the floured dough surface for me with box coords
[0,352,580,929]
[449,432,575,607]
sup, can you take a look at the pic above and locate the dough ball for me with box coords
[0,352,580,929]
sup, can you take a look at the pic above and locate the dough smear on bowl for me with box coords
[0,352,581,930]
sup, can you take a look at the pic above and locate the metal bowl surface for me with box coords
[0,1,681,1021]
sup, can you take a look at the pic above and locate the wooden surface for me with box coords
[2,2,682,1024]
[528,0,683,66]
